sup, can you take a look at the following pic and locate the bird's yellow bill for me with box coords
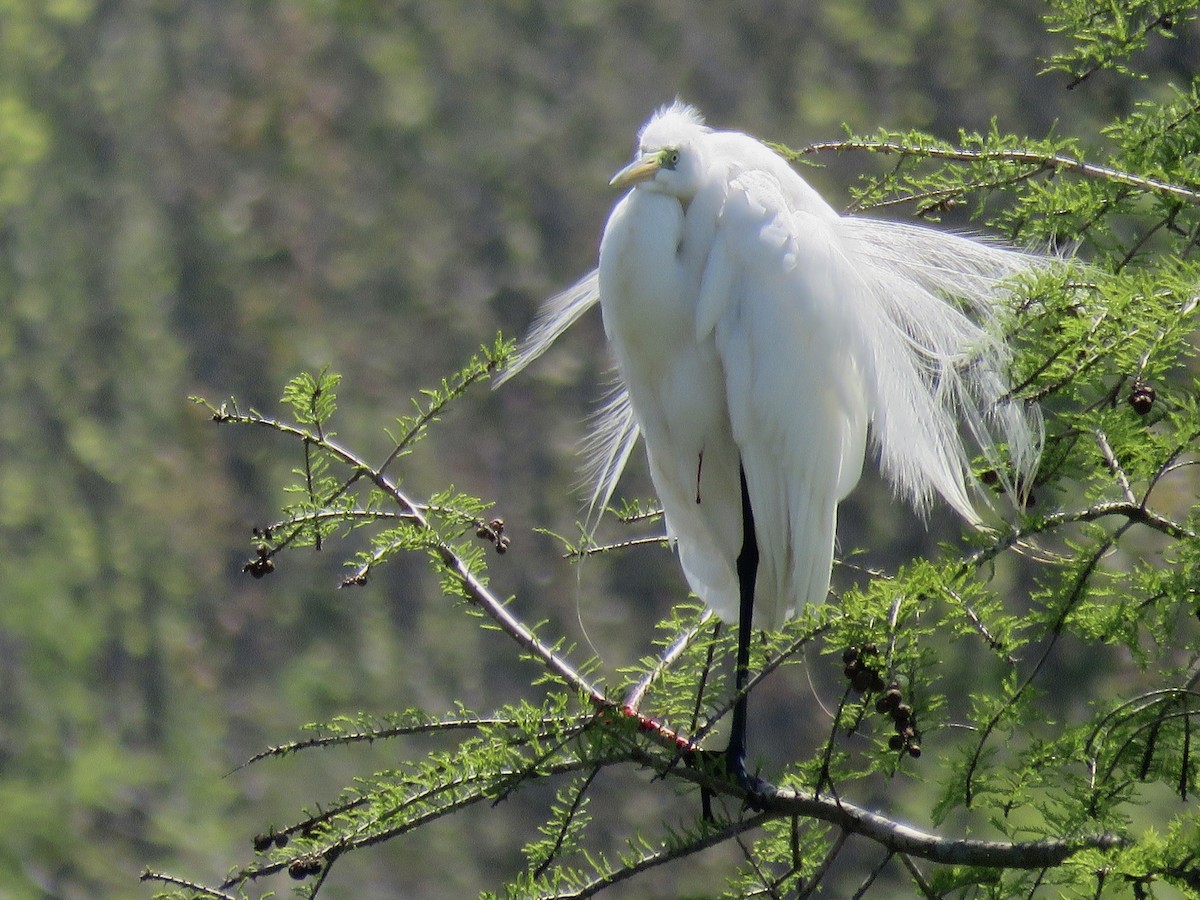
[610,153,662,189]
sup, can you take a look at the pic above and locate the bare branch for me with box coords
[139,870,239,900]
[615,743,1127,870]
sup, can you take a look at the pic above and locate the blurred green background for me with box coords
[0,1,1195,897]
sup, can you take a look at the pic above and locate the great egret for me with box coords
[500,101,1044,794]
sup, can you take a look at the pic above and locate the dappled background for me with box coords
[1,1,1196,897]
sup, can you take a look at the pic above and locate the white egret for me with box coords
[500,101,1044,794]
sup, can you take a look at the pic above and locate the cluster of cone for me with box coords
[843,645,921,758]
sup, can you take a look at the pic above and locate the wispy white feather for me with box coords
[839,218,1045,519]
[501,223,1045,526]
[578,384,640,526]
[494,269,599,387]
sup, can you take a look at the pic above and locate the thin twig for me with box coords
[1095,429,1137,506]
[533,766,602,879]
[796,139,1200,205]
[221,756,623,889]
[796,828,849,899]
[681,622,830,761]
[558,813,771,899]
[963,500,1197,572]
[851,850,894,899]
[899,852,939,899]
[735,830,784,900]
[236,714,581,769]
[941,584,1017,663]
[566,534,670,559]
[963,522,1132,805]
[624,611,714,712]
[139,870,238,900]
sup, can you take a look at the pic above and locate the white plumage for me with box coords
[500,101,1043,632]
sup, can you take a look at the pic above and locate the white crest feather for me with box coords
[639,100,708,150]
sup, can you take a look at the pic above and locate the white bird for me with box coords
[499,101,1044,792]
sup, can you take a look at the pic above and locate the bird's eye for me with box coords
[662,150,680,170]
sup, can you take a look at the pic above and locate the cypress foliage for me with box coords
[147,4,1200,897]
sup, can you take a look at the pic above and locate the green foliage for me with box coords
[1,0,1198,897]
[144,9,1200,896]
[1042,0,1200,87]
[157,148,1200,895]
[282,368,341,429]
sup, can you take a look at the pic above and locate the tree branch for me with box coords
[964,499,1198,571]
[206,400,1131,887]
[139,870,238,900]
[795,139,1200,205]
[631,748,1125,869]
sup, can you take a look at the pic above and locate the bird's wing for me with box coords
[701,169,871,628]
[838,218,1045,520]
[494,269,600,387]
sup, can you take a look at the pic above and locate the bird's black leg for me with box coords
[725,463,773,804]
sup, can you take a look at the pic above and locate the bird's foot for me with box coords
[686,749,774,815]
[724,750,773,811]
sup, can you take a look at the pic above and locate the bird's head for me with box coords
[610,100,710,198]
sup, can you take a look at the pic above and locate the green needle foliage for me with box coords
[146,10,1200,900]
[1043,0,1196,88]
